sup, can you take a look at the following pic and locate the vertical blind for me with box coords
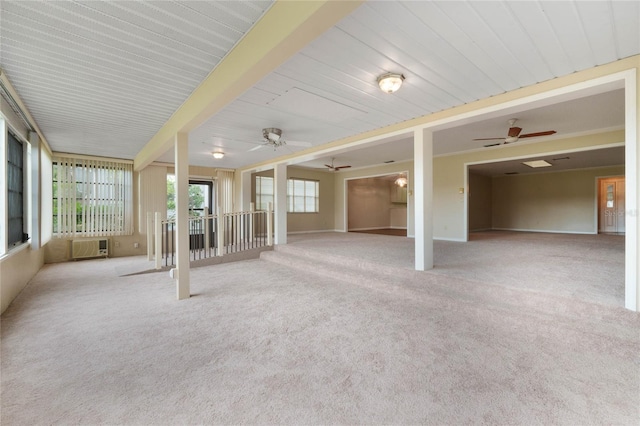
[54,156,133,237]
[217,170,234,214]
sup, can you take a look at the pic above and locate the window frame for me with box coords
[6,130,28,248]
[287,177,319,213]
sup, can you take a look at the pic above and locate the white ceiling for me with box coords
[1,1,638,170]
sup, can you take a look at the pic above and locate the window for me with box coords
[53,157,133,237]
[7,131,26,247]
[255,175,273,211]
[288,178,319,213]
[255,176,319,213]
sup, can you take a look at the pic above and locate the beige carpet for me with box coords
[1,232,638,424]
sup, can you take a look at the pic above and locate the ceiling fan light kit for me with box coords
[377,73,405,94]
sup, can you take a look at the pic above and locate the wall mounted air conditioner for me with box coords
[71,239,109,260]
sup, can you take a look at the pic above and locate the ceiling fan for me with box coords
[324,158,351,171]
[249,128,312,151]
[474,119,556,145]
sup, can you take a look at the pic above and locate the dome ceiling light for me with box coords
[377,73,405,94]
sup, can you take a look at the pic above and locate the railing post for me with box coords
[204,207,210,256]
[250,202,255,243]
[154,212,162,270]
[216,208,224,256]
[146,212,153,261]
[267,202,273,246]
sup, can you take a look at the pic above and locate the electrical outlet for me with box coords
[134,242,139,249]
[114,241,120,248]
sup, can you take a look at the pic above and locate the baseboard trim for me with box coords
[348,227,388,231]
[287,229,340,235]
[389,226,408,230]
[434,237,467,242]
[491,227,597,235]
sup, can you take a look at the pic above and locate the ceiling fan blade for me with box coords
[473,137,504,141]
[507,127,522,138]
[518,130,556,138]
[335,165,351,170]
[248,145,264,152]
[324,164,333,169]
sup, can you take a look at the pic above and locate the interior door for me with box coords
[599,177,625,234]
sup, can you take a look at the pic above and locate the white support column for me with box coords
[274,163,287,245]
[249,202,255,243]
[216,207,224,256]
[29,131,40,250]
[267,202,273,246]
[414,128,434,271]
[154,212,162,270]
[625,69,639,311]
[174,132,190,300]
[147,212,153,261]
[204,206,210,254]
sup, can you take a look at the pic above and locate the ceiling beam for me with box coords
[134,0,363,171]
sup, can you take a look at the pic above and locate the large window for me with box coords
[255,175,274,211]
[53,157,133,237]
[255,176,319,213]
[7,131,26,247]
[287,178,319,213]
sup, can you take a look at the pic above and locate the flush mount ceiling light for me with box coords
[522,160,551,168]
[377,73,405,94]
[212,151,224,159]
[395,176,408,187]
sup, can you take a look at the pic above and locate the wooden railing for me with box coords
[147,207,273,269]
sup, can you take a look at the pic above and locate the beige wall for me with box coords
[251,166,335,233]
[469,172,493,231]
[492,166,624,233]
[1,247,45,314]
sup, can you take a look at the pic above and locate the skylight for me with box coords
[522,160,552,168]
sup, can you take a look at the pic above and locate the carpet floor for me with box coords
[1,231,638,425]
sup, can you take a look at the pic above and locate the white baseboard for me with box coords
[469,228,492,232]
[348,227,388,231]
[287,229,341,235]
[389,226,408,230]
[491,227,597,235]
[434,237,467,242]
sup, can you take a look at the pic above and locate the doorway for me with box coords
[598,176,625,234]
[346,173,409,236]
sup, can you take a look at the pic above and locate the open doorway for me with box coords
[598,176,625,235]
[347,173,408,237]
